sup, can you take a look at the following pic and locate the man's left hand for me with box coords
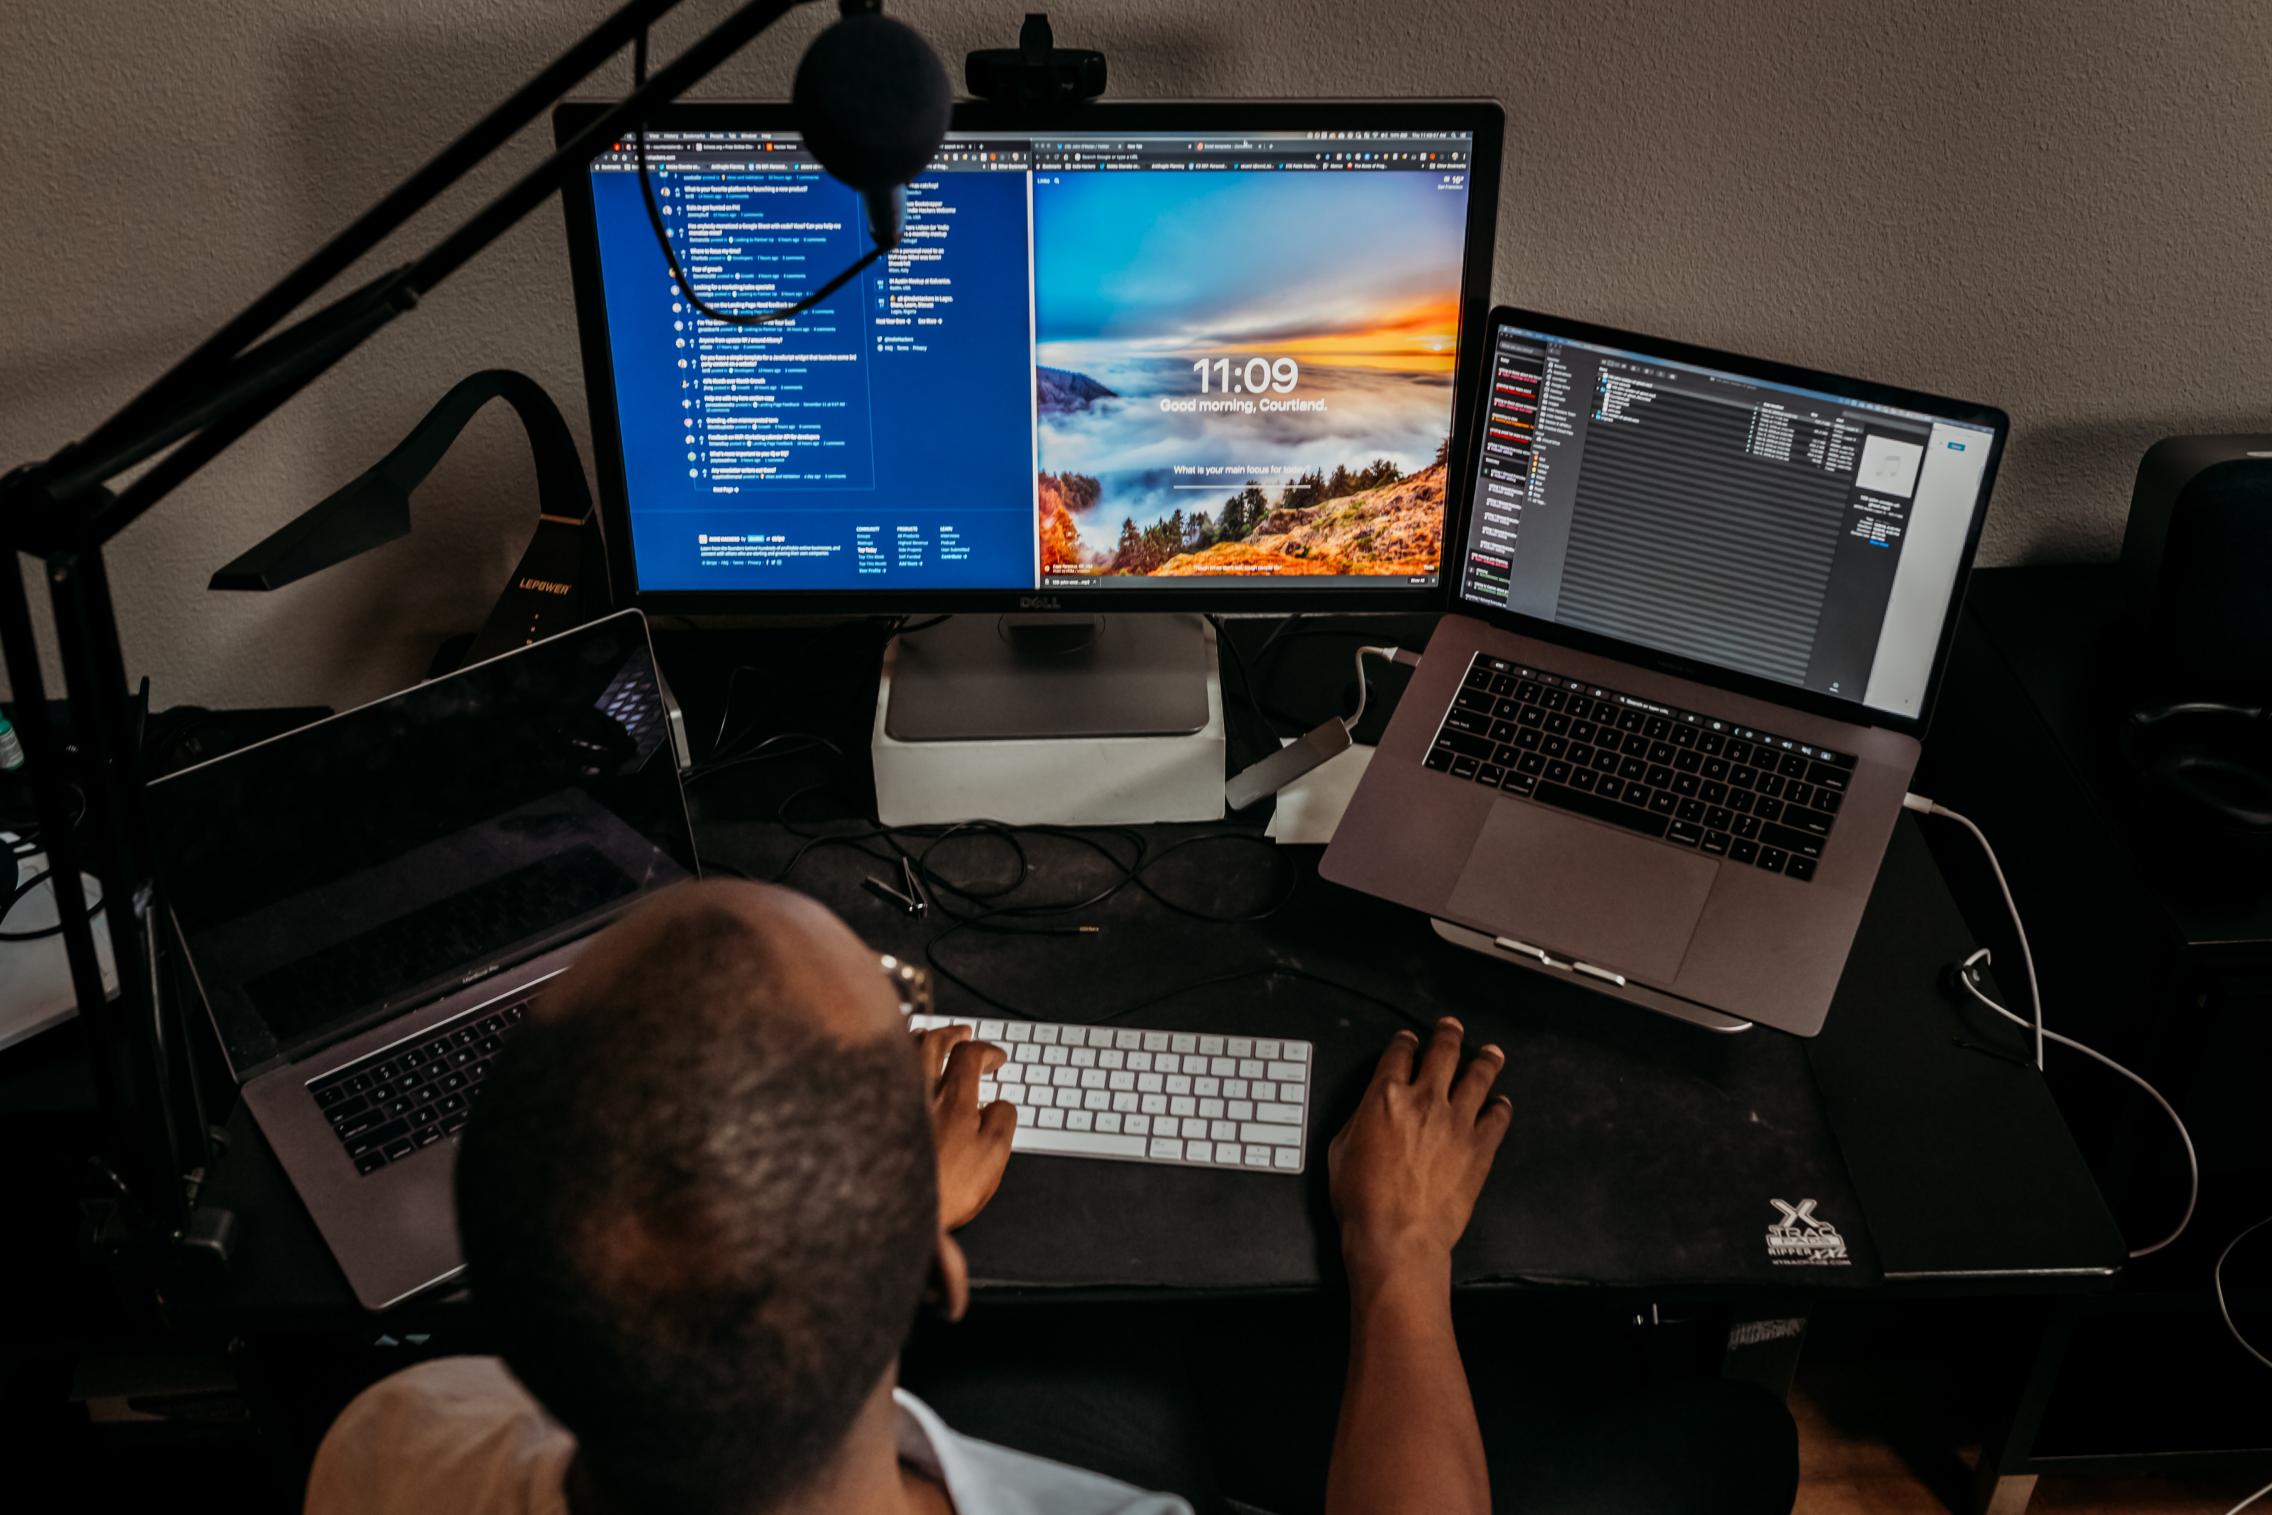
[915,1023,1016,1229]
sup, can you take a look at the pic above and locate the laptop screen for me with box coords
[1453,319,1998,721]
[150,612,697,1077]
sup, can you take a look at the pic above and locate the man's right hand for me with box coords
[915,1023,1016,1231]
[1327,1017,1512,1283]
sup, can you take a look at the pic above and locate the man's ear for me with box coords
[928,1227,969,1323]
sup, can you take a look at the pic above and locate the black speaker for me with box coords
[2120,435,2272,696]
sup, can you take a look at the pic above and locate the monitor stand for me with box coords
[872,614,1227,826]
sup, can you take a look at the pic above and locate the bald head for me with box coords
[455,880,939,1515]
[545,879,903,1049]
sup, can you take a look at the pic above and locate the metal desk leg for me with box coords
[1970,1299,2077,1515]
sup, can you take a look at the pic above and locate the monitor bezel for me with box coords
[1449,306,2010,739]
[555,98,1503,615]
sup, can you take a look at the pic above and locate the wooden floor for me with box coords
[1792,1360,2267,1514]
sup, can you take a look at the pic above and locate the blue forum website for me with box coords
[587,129,1476,594]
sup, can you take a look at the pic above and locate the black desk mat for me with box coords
[698,807,1883,1294]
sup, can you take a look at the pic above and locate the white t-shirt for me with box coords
[304,1356,1193,1515]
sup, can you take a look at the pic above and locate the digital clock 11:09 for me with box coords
[1193,357,1299,394]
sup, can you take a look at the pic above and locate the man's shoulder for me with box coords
[306,1357,573,1515]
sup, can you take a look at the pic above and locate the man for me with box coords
[306,880,1787,1514]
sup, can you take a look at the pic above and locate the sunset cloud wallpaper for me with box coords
[1030,168,1470,581]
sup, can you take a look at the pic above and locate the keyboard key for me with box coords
[1530,780,1671,838]
[1014,1125,1150,1159]
[1241,1122,1301,1147]
[1759,822,1824,859]
[1782,804,1836,837]
[1758,847,1787,874]
[1667,820,1704,847]
[355,1152,388,1175]
[1701,830,1732,856]
[1730,839,1759,864]
[1785,856,1818,882]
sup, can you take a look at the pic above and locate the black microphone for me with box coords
[793,2,952,252]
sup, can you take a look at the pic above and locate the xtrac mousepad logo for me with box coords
[1765,1198,1849,1266]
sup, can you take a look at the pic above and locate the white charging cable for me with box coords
[1904,793,2197,1260]
[2226,1476,2272,1515]
[2216,1213,2272,1373]
[1345,644,1421,733]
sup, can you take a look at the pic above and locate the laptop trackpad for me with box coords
[1444,802,1717,985]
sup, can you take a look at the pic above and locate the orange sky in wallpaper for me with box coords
[1203,295,1463,373]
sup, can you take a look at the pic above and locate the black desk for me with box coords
[182,619,2122,1316]
[190,814,2121,1316]
[13,619,2128,1508]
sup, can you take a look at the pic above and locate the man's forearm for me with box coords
[1326,1249,1489,1515]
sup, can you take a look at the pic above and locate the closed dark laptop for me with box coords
[150,611,697,1309]
[1324,310,2007,1036]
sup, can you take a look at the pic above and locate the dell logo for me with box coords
[1018,595,1063,610]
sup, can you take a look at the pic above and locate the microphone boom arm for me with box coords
[0,0,824,1248]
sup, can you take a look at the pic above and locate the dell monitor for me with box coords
[557,101,1504,615]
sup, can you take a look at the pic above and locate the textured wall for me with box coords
[4,0,2267,711]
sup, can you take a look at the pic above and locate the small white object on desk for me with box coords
[1262,736,1375,846]
[0,848,117,1054]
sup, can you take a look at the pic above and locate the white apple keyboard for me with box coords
[904,1014,1313,1174]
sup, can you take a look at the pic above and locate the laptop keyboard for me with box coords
[1425,652,1854,882]
[309,999,530,1175]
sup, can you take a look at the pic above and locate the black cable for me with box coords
[708,664,770,757]
[0,868,103,942]
[883,614,951,641]
[1207,614,1278,757]
[683,732,846,787]
[631,30,885,328]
